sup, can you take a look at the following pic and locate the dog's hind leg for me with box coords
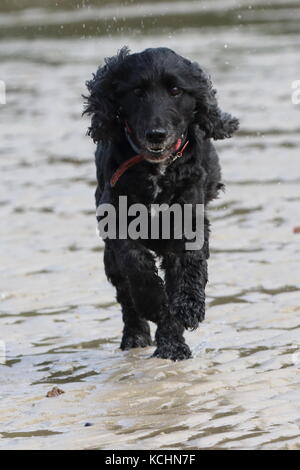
[104,243,152,350]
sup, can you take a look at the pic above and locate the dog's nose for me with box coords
[146,128,167,143]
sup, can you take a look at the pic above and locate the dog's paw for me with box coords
[173,300,205,331]
[120,332,152,350]
[152,342,192,361]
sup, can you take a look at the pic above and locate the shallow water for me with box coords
[0,0,300,450]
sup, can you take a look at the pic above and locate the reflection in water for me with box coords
[0,0,300,451]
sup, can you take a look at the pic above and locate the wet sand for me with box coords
[0,0,300,450]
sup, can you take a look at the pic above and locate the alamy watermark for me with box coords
[96,196,204,250]
[292,347,300,367]
[0,341,6,365]
[291,80,300,105]
[0,80,6,105]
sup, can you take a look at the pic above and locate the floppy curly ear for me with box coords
[192,63,239,140]
[83,46,130,142]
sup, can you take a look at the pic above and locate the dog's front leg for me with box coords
[109,239,171,335]
[111,240,166,320]
[153,313,192,361]
[161,185,210,331]
[104,242,152,350]
[163,249,208,331]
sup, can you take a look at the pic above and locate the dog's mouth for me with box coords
[143,133,189,162]
[143,136,188,163]
[125,124,187,164]
[143,144,170,162]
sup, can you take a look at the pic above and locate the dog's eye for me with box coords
[133,87,144,97]
[169,86,182,97]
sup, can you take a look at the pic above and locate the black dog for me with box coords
[84,47,238,360]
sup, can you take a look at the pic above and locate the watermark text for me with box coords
[291,80,300,104]
[0,341,6,365]
[96,196,204,251]
[0,80,6,105]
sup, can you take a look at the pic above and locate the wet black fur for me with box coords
[84,47,239,360]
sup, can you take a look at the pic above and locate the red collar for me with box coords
[110,139,189,188]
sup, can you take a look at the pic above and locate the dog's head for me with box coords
[84,47,239,163]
